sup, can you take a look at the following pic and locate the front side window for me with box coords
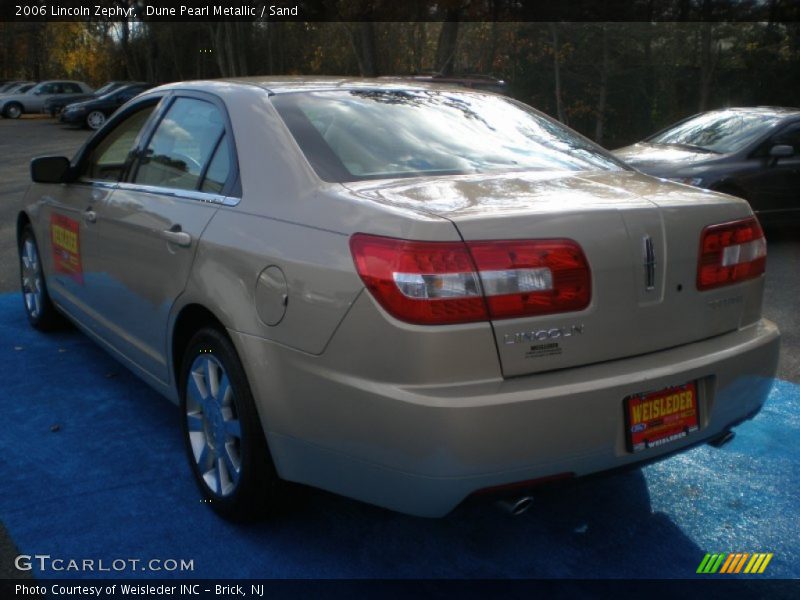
[272,89,625,182]
[82,104,157,181]
[35,83,55,94]
[133,97,226,191]
[772,124,800,154]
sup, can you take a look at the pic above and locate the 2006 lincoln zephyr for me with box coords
[17,78,780,519]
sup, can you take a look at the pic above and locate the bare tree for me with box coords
[595,25,610,143]
[345,22,378,77]
[698,22,718,111]
[435,10,461,75]
[550,23,565,123]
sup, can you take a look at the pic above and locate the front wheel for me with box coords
[179,327,280,520]
[86,110,106,130]
[4,102,22,119]
[19,225,63,330]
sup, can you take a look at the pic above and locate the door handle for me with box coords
[83,209,97,224]
[161,227,192,247]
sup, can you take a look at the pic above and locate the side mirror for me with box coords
[31,156,71,183]
[769,144,794,159]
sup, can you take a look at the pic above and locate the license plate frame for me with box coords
[624,382,700,453]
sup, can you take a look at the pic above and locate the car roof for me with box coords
[704,106,800,118]
[150,76,497,96]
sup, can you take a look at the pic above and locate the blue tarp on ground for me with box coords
[0,292,797,579]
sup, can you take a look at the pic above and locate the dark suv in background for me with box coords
[614,107,800,223]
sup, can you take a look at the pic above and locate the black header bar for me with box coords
[3,0,800,23]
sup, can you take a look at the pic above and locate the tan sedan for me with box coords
[17,78,780,519]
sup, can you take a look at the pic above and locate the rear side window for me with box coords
[62,83,81,94]
[200,134,231,193]
[133,97,225,192]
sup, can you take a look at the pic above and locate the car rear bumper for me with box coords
[232,318,780,517]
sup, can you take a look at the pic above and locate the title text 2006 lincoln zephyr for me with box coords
[17,78,780,519]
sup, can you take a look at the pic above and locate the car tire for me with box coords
[18,225,63,331]
[179,327,280,521]
[86,110,106,130]
[4,102,22,119]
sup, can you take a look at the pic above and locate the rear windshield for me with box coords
[272,89,625,182]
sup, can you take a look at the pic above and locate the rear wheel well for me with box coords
[171,304,227,386]
[16,212,31,246]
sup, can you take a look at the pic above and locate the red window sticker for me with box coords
[50,214,83,284]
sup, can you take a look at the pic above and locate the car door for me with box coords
[736,122,800,215]
[89,92,238,384]
[27,82,58,112]
[39,99,162,333]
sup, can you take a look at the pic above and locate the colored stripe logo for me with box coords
[697,553,773,574]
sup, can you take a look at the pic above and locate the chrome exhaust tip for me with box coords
[496,496,534,516]
[708,430,735,448]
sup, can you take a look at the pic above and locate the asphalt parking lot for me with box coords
[0,117,798,581]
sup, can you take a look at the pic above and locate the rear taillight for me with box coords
[468,240,591,319]
[697,217,766,291]
[349,235,486,325]
[350,234,591,325]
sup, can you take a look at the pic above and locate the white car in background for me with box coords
[0,80,92,119]
[0,81,36,96]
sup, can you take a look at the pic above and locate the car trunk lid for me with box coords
[345,170,764,377]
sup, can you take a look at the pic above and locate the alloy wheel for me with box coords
[87,111,105,130]
[6,103,22,119]
[185,353,243,497]
[20,237,43,319]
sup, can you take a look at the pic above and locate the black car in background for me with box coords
[614,107,800,222]
[60,83,154,129]
[42,80,135,116]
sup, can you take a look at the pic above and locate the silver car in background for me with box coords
[17,78,780,519]
[0,81,36,96]
[0,80,92,119]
